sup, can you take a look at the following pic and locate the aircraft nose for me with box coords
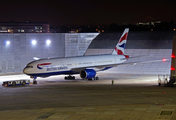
[23,67,31,74]
[23,68,27,74]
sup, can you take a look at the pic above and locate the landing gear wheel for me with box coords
[88,78,95,81]
[88,77,99,81]
[64,75,75,80]
[33,76,37,84]
[68,76,72,80]
[33,79,37,84]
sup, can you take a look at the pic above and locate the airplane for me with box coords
[23,28,167,82]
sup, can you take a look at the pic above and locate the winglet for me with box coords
[112,28,129,55]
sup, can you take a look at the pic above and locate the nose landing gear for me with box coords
[31,76,37,84]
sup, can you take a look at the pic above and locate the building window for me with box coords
[35,27,39,29]
[8,29,13,33]
[2,27,7,30]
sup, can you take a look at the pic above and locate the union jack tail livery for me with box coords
[112,28,129,55]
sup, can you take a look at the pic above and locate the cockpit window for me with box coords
[26,66,33,68]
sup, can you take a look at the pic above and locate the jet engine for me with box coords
[80,69,96,79]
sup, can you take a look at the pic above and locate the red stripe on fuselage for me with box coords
[38,63,51,66]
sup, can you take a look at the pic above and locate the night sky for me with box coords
[0,0,176,26]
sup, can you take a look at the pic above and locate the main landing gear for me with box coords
[64,75,99,80]
[88,77,99,81]
[64,75,75,80]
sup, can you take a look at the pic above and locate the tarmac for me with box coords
[0,72,176,120]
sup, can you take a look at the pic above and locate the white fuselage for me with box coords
[23,54,126,77]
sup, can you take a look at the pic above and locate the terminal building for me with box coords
[0,22,50,33]
[0,30,175,75]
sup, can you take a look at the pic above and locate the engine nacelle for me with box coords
[80,69,96,79]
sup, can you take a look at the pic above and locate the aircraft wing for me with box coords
[71,59,169,73]
[71,65,114,73]
[120,54,155,60]
[113,59,170,67]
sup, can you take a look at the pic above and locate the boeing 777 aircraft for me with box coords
[23,28,166,82]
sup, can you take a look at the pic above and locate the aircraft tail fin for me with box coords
[112,28,129,55]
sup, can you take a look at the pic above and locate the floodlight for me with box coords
[32,40,37,45]
[6,41,10,45]
[46,40,51,45]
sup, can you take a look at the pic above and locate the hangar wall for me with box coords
[65,33,99,57]
[0,33,98,74]
[116,31,174,74]
[116,31,175,74]
[0,31,175,75]
[85,31,176,75]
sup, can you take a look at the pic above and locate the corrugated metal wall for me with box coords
[0,31,175,75]
[0,33,98,74]
[85,31,176,74]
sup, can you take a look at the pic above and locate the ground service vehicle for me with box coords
[2,80,30,87]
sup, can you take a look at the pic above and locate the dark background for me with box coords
[0,0,175,26]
